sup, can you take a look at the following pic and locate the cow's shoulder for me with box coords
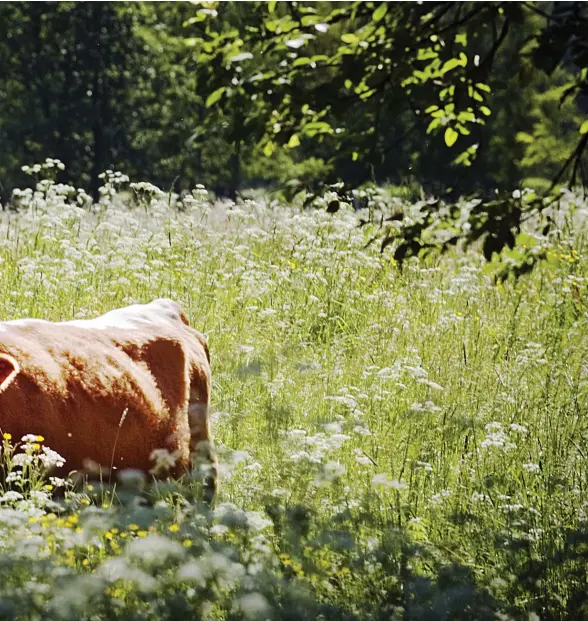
[132,333,190,412]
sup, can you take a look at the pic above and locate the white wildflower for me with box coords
[176,561,206,586]
[314,461,346,486]
[428,488,453,506]
[21,434,41,443]
[12,453,34,467]
[522,463,540,473]
[0,491,24,503]
[371,474,407,490]
[39,446,66,469]
[237,593,270,620]
[471,492,492,504]
[127,534,185,568]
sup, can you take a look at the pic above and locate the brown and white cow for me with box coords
[0,299,216,501]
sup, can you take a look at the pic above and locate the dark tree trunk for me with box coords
[90,3,105,201]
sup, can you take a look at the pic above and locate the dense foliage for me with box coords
[1,1,586,204]
[0,171,587,619]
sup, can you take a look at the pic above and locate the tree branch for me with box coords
[550,133,588,191]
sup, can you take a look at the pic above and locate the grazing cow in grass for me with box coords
[0,299,216,501]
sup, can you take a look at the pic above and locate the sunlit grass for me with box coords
[0,170,587,619]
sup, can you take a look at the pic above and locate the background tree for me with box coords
[183,0,587,273]
[0,0,586,254]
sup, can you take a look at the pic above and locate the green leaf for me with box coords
[263,141,276,157]
[426,118,441,134]
[455,33,467,46]
[276,19,299,34]
[580,120,588,134]
[341,33,360,45]
[442,57,466,74]
[183,14,207,26]
[458,110,475,122]
[372,3,388,23]
[205,87,225,107]
[417,48,438,61]
[303,121,333,136]
[360,88,377,100]
[480,106,491,116]
[516,233,538,248]
[292,57,313,67]
[444,127,458,147]
[287,134,301,148]
[268,1,277,13]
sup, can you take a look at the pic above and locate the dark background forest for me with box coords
[0,1,587,204]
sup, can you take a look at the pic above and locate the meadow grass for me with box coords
[0,172,587,619]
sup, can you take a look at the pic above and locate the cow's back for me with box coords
[0,299,213,481]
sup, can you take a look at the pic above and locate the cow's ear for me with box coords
[0,354,19,393]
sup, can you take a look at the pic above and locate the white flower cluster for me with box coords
[480,422,527,451]
[98,170,130,201]
[21,158,65,175]
[130,181,165,206]
[282,424,350,464]
[371,473,407,490]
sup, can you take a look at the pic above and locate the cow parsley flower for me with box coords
[21,434,44,444]
[12,453,34,467]
[522,463,540,473]
[371,474,407,490]
[127,534,185,568]
[314,461,346,486]
[237,593,271,620]
[39,447,66,469]
[0,491,24,503]
[428,488,453,506]
[481,422,516,450]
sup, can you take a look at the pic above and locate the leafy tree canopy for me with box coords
[186,1,588,274]
[0,1,587,274]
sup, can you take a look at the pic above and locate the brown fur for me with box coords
[0,299,216,500]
